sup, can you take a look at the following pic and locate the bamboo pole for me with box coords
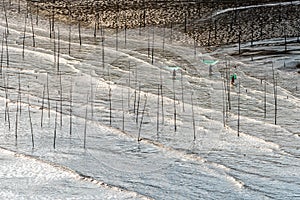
[170,21,173,43]
[151,26,154,65]
[69,78,73,136]
[173,71,177,132]
[5,31,9,68]
[84,96,88,149]
[159,68,164,124]
[138,94,147,142]
[18,0,20,13]
[122,85,125,131]
[272,63,277,125]
[36,4,39,26]
[30,11,35,47]
[194,36,197,57]
[4,76,11,130]
[162,24,165,54]
[136,83,141,124]
[4,2,9,35]
[47,73,50,118]
[181,70,185,112]
[15,93,19,145]
[51,2,55,32]
[18,72,22,116]
[237,80,241,137]
[147,27,150,58]
[41,84,45,127]
[160,82,164,125]
[133,65,138,113]
[27,85,34,148]
[53,101,57,149]
[128,61,131,108]
[22,14,27,60]
[68,21,71,55]
[222,77,226,127]
[49,17,52,38]
[59,72,63,127]
[90,73,94,120]
[191,92,196,141]
[57,28,60,71]
[53,30,56,68]
[0,34,4,74]
[115,16,118,51]
[93,16,97,38]
[264,79,267,118]
[124,13,127,48]
[78,21,82,46]
[109,86,112,126]
[102,27,105,68]
[157,84,160,136]
[238,28,241,55]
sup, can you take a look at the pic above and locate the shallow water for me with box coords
[0,1,299,199]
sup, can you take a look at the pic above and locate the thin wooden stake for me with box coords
[237,80,241,137]
[59,72,63,127]
[109,86,112,126]
[160,83,164,125]
[68,23,71,55]
[53,29,56,67]
[222,78,226,127]
[18,72,22,116]
[47,73,50,118]
[5,32,9,68]
[1,34,4,75]
[272,63,277,125]
[102,27,105,68]
[18,0,20,13]
[90,73,94,119]
[15,86,20,145]
[124,13,127,48]
[138,94,147,142]
[191,92,196,141]
[264,79,267,118]
[181,70,185,112]
[128,61,131,108]
[30,12,35,47]
[173,72,177,132]
[84,100,88,149]
[151,27,154,64]
[53,102,57,149]
[57,28,60,71]
[27,86,34,148]
[78,21,82,46]
[4,3,9,35]
[41,84,45,127]
[157,84,160,136]
[49,17,52,38]
[36,4,39,25]
[122,86,125,131]
[115,17,118,51]
[69,78,73,136]
[22,14,27,60]
[136,84,141,124]
[4,76,11,130]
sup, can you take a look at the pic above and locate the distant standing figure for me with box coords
[231,73,237,85]
[209,65,213,76]
[172,69,176,79]
[231,75,235,84]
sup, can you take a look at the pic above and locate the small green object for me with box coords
[230,74,237,79]
[202,59,219,65]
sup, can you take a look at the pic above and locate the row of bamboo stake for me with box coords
[0,0,281,151]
